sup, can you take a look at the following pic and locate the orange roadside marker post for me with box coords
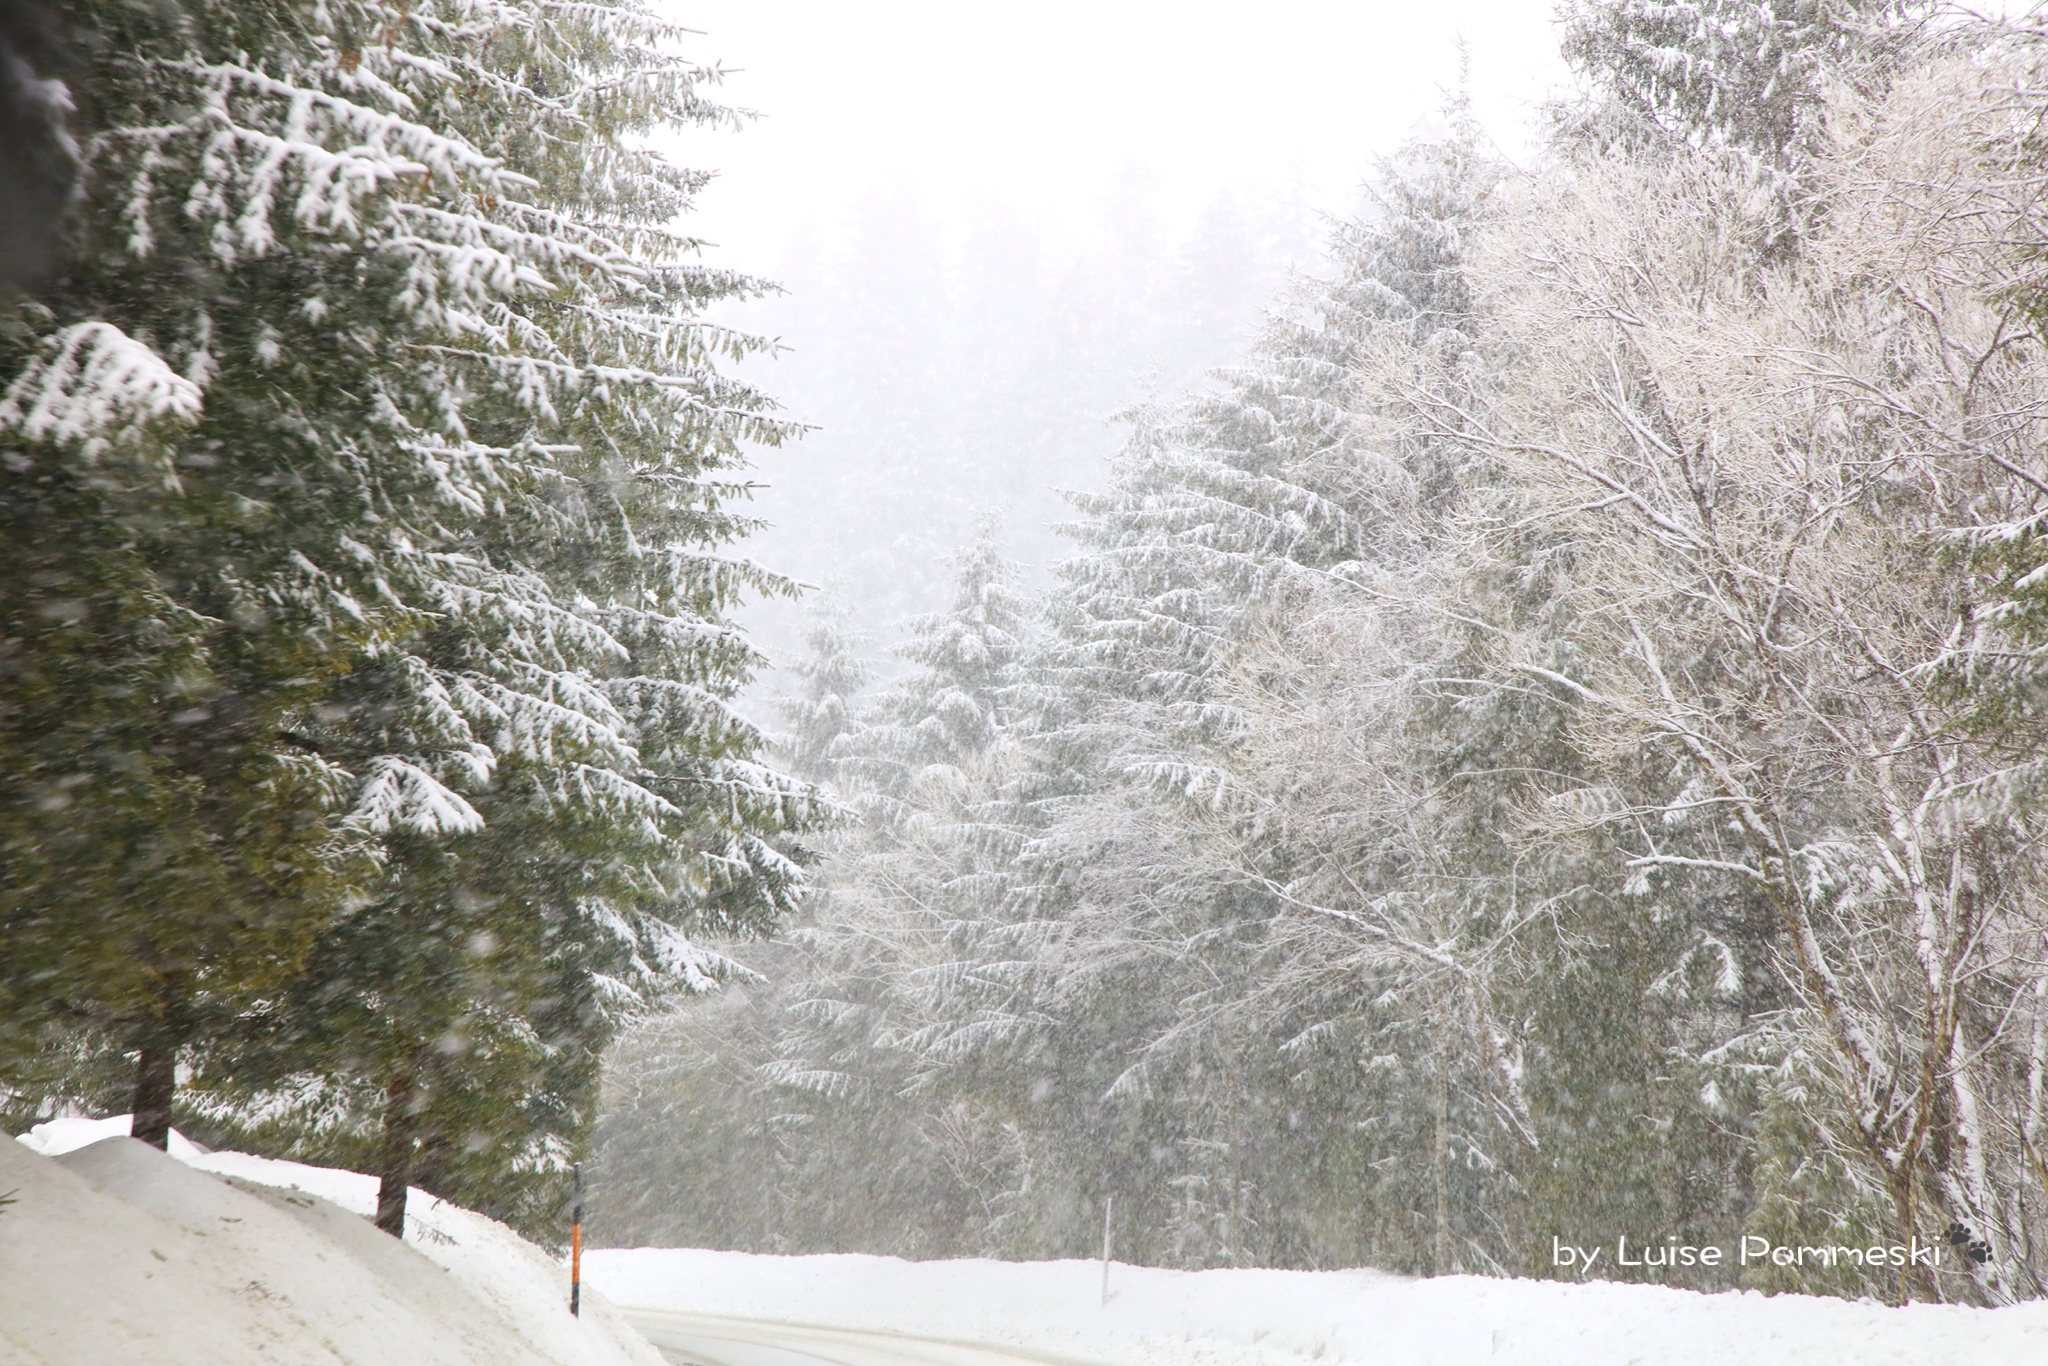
[571,1162,584,1317]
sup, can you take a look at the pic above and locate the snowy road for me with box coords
[624,1310,1104,1366]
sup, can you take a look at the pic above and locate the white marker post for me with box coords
[1100,1194,1114,1306]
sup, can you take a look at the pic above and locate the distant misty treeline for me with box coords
[734,179,1314,665]
[594,1,2048,1305]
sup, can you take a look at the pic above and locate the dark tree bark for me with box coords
[129,1043,176,1150]
[374,1068,420,1237]
[0,0,81,292]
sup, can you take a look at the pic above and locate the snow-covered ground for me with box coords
[5,1116,660,1366]
[588,1245,2048,1366]
[15,1111,2048,1366]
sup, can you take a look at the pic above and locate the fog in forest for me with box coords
[22,0,2048,1323]
[674,1,1568,668]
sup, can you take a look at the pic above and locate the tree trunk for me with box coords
[374,1069,420,1238]
[130,1043,176,1151]
[1433,1024,1452,1277]
[1223,1059,1242,1267]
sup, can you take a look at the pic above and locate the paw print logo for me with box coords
[1944,1222,1991,1265]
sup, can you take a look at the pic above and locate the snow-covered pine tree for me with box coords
[1556,0,1930,165]
[192,1,812,1237]
[991,106,1536,1273]
[595,534,1059,1257]
[1,0,816,1218]
[1554,0,1933,261]
[587,602,878,1248]
[593,597,889,1254]
[0,0,496,1136]
[758,532,1052,1255]
[772,600,876,785]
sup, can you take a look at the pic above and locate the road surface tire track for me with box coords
[622,1309,1114,1366]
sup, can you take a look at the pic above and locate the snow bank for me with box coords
[586,1245,2048,1366]
[7,1116,660,1366]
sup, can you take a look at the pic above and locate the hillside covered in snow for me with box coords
[2,1119,656,1366]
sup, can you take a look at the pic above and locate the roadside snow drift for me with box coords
[587,1245,2048,1366]
[4,1117,661,1366]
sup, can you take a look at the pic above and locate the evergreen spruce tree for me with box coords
[1,0,817,1239]
[772,601,876,785]
[1557,0,1930,165]
[0,0,515,1139]
[762,533,1049,1255]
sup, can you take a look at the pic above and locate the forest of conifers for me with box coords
[597,2,2048,1307]
[9,0,2048,1312]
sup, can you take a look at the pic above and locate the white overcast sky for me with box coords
[654,1,1579,666]
[665,0,1576,269]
